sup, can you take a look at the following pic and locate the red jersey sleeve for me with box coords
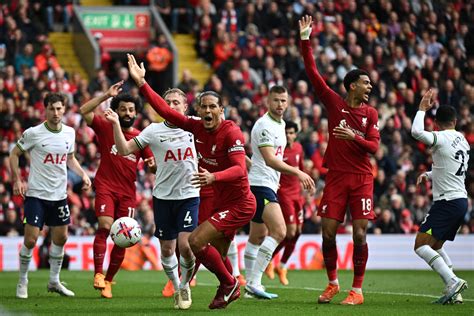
[300,40,343,115]
[213,126,246,182]
[90,114,108,132]
[139,83,199,132]
[353,107,380,154]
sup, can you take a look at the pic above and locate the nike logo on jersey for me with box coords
[362,210,371,216]
[341,109,350,113]
[196,139,204,144]
[42,144,47,147]
[183,224,193,228]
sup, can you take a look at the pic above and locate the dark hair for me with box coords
[343,69,370,92]
[44,93,66,108]
[198,91,222,107]
[269,85,287,95]
[435,105,457,125]
[110,93,142,112]
[285,120,299,133]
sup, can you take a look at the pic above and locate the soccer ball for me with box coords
[110,217,142,248]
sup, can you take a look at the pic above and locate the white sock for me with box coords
[49,243,64,284]
[329,279,339,285]
[244,242,260,282]
[415,245,457,285]
[161,255,179,291]
[19,244,33,284]
[352,287,362,294]
[179,255,195,289]
[227,240,240,277]
[280,262,287,269]
[437,248,453,271]
[250,236,279,286]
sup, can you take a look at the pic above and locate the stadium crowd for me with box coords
[0,0,473,238]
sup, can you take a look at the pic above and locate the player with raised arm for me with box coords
[11,93,91,299]
[79,81,155,299]
[299,15,380,305]
[128,53,256,309]
[244,86,314,299]
[411,90,469,304]
[105,88,198,310]
[267,121,306,286]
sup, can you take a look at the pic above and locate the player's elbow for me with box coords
[411,127,423,140]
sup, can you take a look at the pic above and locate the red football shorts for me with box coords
[95,190,137,219]
[319,170,375,222]
[198,195,215,225]
[278,192,304,225]
[208,199,256,240]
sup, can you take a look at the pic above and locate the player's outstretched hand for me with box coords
[299,15,313,40]
[81,174,92,191]
[191,167,216,187]
[107,80,124,98]
[13,179,26,198]
[419,89,435,112]
[298,170,315,191]
[127,53,146,87]
[104,108,119,125]
[416,173,429,186]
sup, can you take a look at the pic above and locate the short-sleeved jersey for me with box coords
[90,115,153,197]
[16,122,75,200]
[430,130,470,201]
[248,113,286,192]
[134,121,199,200]
[278,142,304,198]
[301,40,380,175]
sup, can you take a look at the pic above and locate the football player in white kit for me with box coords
[244,85,315,298]
[106,88,198,310]
[411,89,469,304]
[10,93,91,299]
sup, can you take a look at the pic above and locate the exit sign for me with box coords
[81,13,149,30]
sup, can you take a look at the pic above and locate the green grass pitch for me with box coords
[1,270,472,315]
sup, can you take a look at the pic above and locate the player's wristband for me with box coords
[300,27,312,40]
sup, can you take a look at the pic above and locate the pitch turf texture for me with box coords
[1,270,472,315]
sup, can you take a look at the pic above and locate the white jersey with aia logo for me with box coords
[248,113,287,192]
[16,122,75,201]
[134,121,199,200]
[430,130,470,201]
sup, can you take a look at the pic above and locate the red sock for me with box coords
[352,243,368,288]
[322,242,338,282]
[105,245,125,282]
[194,245,233,285]
[93,228,109,274]
[272,239,286,259]
[281,234,300,264]
[223,256,233,275]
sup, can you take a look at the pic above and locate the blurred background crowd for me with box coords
[0,0,473,238]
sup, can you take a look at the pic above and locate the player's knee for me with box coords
[352,231,366,245]
[271,225,287,242]
[23,238,37,249]
[188,234,204,253]
[322,231,336,243]
[52,235,68,246]
[160,244,174,257]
